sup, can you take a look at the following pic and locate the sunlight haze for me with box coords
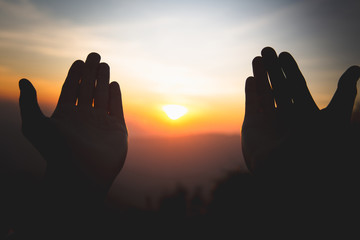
[0,0,359,136]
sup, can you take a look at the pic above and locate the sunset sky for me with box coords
[0,0,359,137]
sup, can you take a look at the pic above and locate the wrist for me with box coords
[43,164,109,207]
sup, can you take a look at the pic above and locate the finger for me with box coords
[57,60,84,107]
[78,52,101,107]
[252,57,275,113]
[326,66,360,122]
[109,82,125,123]
[279,52,318,113]
[244,76,260,115]
[94,63,110,111]
[19,79,45,132]
[261,47,292,109]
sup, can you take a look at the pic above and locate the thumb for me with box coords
[19,79,45,126]
[326,66,360,122]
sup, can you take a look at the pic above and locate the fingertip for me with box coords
[110,81,121,99]
[19,78,27,90]
[18,78,42,119]
[278,52,298,69]
[261,47,279,65]
[339,65,360,89]
[278,52,292,61]
[347,65,360,77]
[19,78,35,93]
[110,81,120,91]
[86,52,101,62]
[19,78,30,88]
[252,56,263,66]
[89,52,101,58]
[109,81,125,119]
[245,76,256,93]
[97,63,110,82]
[244,76,261,115]
[97,63,110,83]
[69,60,85,75]
[99,62,110,74]
[327,65,360,121]
[99,62,110,69]
[261,47,276,57]
[72,59,85,67]
[252,56,267,79]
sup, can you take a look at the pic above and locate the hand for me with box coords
[241,47,360,179]
[19,53,128,200]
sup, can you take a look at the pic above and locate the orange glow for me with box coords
[122,98,243,137]
[0,70,244,138]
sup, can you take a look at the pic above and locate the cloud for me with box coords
[1,0,356,116]
[0,0,307,103]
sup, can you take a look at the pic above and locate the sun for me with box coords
[163,105,188,120]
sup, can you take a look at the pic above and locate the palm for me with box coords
[19,53,127,197]
[50,106,127,189]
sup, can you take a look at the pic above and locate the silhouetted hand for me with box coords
[19,53,128,201]
[241,47,360,178]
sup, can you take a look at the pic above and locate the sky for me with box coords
[0,0,359,137]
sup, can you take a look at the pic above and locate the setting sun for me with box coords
[163,105,188,120]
